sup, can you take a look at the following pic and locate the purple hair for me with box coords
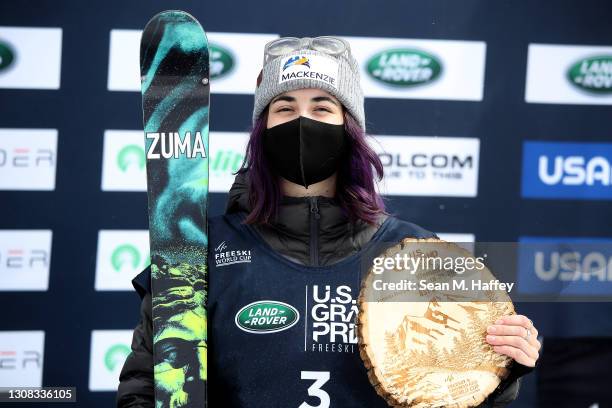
[237,106,387,225]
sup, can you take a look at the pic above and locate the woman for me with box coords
[117,36,540,407]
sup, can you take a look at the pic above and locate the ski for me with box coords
[139,10,209,407]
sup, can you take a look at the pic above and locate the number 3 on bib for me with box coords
[299,371,330,408]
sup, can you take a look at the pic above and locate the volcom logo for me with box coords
[214,240,252,267]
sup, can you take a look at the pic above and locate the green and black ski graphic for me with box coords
[140,10,209,408]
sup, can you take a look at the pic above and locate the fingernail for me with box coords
[487,335,496,341]
[495,319,503,324]
[487,326,496,333]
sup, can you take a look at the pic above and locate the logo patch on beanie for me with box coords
[278,53,338,88]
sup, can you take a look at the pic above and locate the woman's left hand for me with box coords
[486,314,541,367]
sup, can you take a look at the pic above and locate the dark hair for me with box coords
[237,105,387,225]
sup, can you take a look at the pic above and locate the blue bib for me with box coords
[205,212,435,408]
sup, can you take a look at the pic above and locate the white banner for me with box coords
[345,36,486,101]
[526,43,612,104]
[371,135,480,197]
[0,230,52,291]
[0,27,62,89]
[108,30,278,93]
[0,331,45,387]
[0,129,57,191]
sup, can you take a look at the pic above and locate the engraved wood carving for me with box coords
[358,238,515,408]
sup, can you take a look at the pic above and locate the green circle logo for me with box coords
[0,41,15,72]
[111,244,141,271]
[567,55,612,94]
[104,344,131,371]
[117,144,145,172]
[210,43,235,79]
[366,48,442,87]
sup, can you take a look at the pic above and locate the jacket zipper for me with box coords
[309,196,321,266]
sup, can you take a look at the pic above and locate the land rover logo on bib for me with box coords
[235,300,300,334]
[0,41,15,72]
[366,48,442,87]
[567,55,612,94]
[210,43,234,79]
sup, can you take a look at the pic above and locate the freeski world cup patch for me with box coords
[278,53,339,88]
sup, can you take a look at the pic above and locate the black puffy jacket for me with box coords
[116,171,531,407]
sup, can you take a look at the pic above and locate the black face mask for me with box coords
[262,116,347,188]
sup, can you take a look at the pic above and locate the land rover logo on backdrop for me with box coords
[371,135,480,197]
[235,301,300,334]
[107,30,278,92]
[343,36,486,100]
[525,44,612,104]
[210,43,234,79]
[0,41,15,72]
[366,48,442,87]
[567,55,612,94]
[0,27,62,89]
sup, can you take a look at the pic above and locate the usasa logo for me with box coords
[366,48,442,87]
[567,55,612,94]
[521,141,612,200]
[235,300,299,334]
[210,43,234,79]
[0,41,15,72]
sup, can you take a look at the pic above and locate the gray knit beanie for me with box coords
[252,40,366,131]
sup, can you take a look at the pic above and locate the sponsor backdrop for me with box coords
[1,0,611,406]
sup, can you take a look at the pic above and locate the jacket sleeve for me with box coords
[481,361,535,407]
[116,269,155,408]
